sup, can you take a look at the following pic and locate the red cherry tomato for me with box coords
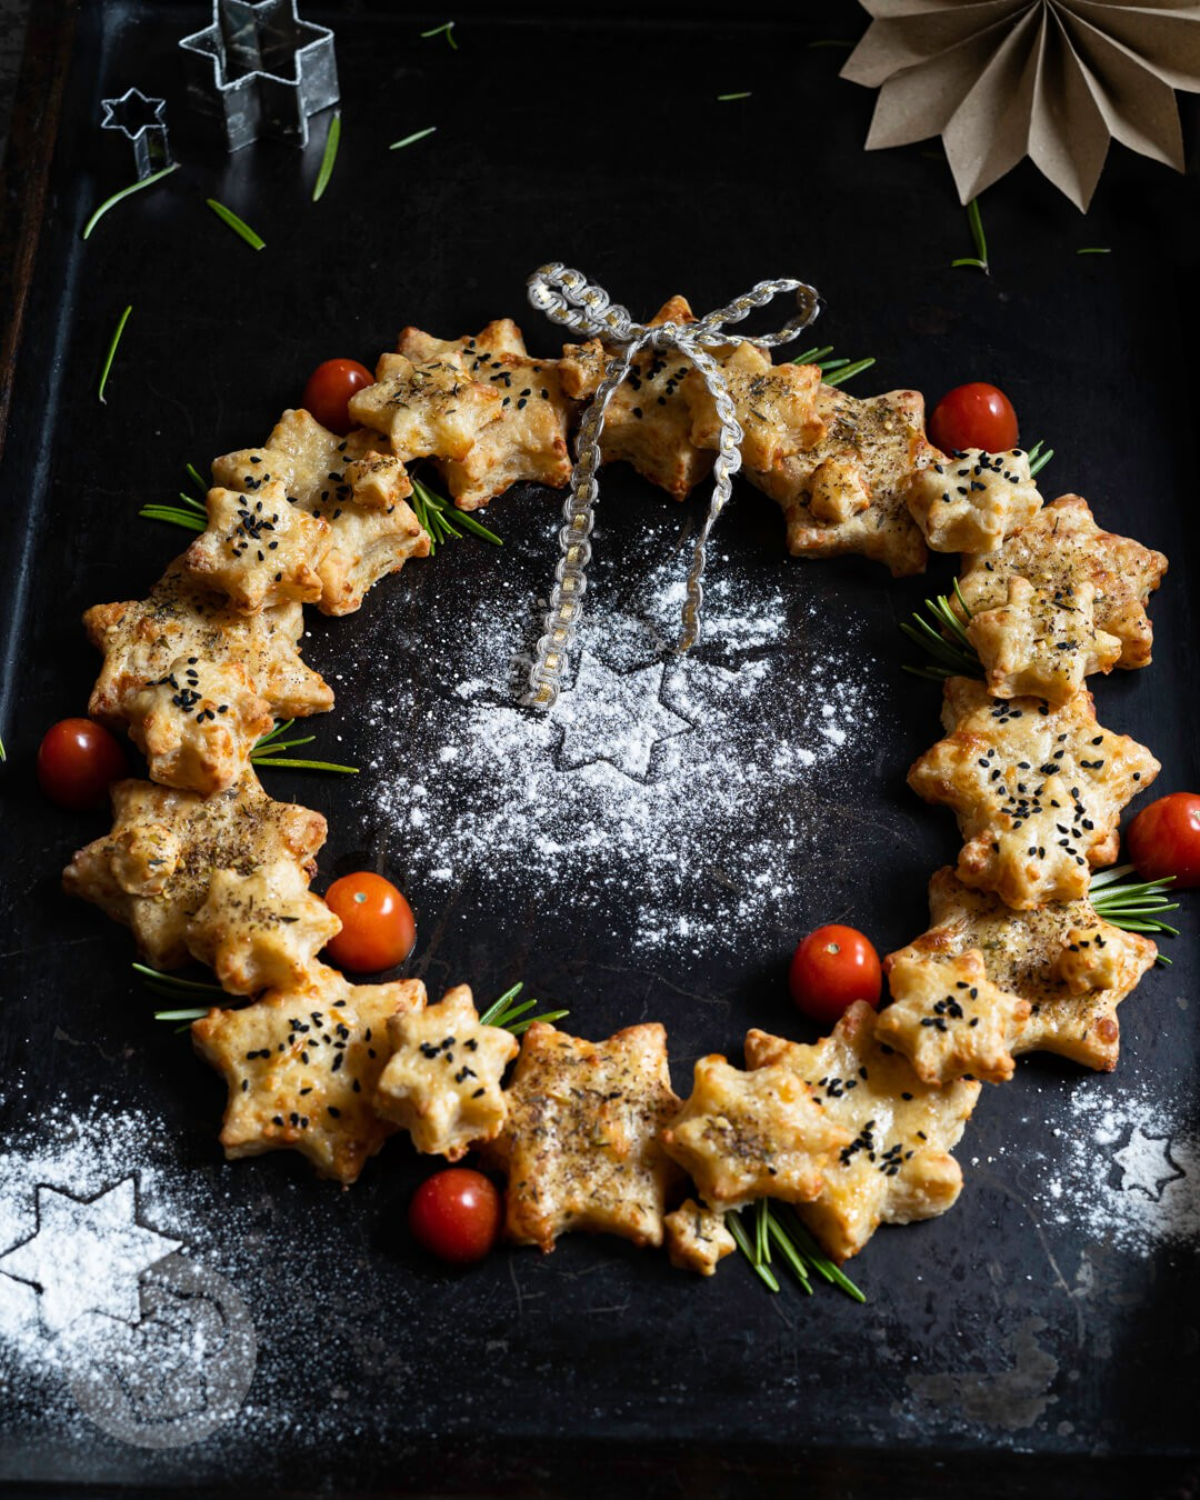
[1125,793,1200,888]
[301,358,374,436]
[409,1168,502,1264]
[789,924,882,1026]
[928,382,1019,454]
[36,718,127,811]
[323,872,416,972]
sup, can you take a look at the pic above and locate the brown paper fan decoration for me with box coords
[841,1,1200,211]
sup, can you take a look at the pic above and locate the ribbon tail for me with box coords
[676,345,742,654]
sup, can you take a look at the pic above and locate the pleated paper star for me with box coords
[841,1,1200,210]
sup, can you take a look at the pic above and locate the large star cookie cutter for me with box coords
[179,0,339,152]
[101,88,173,179]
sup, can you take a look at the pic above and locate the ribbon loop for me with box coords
[521,266,820,709]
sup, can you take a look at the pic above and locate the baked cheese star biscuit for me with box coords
[745,1004,980,1263]
[684,342,824,473]
[214,411,428,617]
[191,965,425,1183]
[878,947,1031,1085]
[481,1021,682,1253]
[349,350,502,463]
[908,677,1159,909]
[901,867,1158,1071]
[559,295,714,501]
[373,984,519,1160]
[397,317,529,364]
[663,1198,736,1276]
[746,385,936,577]
[63,770,327,970]
[184,479,330,613]
[956,495,1167,669]
[906,448,1042,554]
[185,860,342,997]
[660,1055,849,1213]
[965,578,1122,705]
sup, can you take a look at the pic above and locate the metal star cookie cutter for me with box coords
[101,88,173,180]
[179,0,339,152]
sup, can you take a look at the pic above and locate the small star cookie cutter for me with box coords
[100,88,173,180]
[179,0,339,152]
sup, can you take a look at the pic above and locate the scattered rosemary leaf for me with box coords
[1077,247,1111,255]
[900,585,982,683]
[952,197,989,273]
[312,110,341,203]
[98,305,132,404]
[250,719,359,776]
[717,91,752,101]
[478,981,568,1036]
[822,356,876,388]
[1027,438,1054,478]
[390,126,437,151]
[138,504,206,532]
[206,198,266,251]
[421,19,457,48]
[412,475,502,549]
[81,162,178,241]
[791,345,835,365]
[0,735,6,762]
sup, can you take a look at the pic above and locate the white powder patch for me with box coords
[362,532,878,957]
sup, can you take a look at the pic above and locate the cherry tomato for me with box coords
[1125,793,1200,888]
[301,358,374,436]
[789,924,882,1026]
[409,1168,503,1264]
[36,717,127,811]
[928,382,1019,454]
[323,871,416,972]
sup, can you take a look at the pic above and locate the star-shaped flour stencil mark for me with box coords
[0,1179,181,1336]
[1112,1127,1185,1202]
[553,652,694,781]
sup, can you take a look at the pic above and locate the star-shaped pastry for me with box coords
[84,557,334,753]
[397,317,530,364]
[559,296,715,501]
[956,495,1168,669]
[124,655,274,796]
[555,653,692,779]
[906,447,1042,554]
[0,1180,180,1335]
[744,1004,980,1263]
[191,964,425,1183]
[663,1198,736,1277]
[684,342,824,473]
[349,350,503,463]
[898,867,1158,1072]
[373,984,519,1160]
[965,578,1122,706]
[908,677,1160,909]
[184,479,331,613]
[481,1021,682,1253]
[878,947,1031,1085]
[660,1054,849,1213]
[746,385,936,576]
[213,410,428,617]
[185,859,342,997]
[63,769,327,970]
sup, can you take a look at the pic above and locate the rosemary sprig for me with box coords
[135,962,224,1009]
[421,19,458,48]
[312,110,342,202]
[823,356,876,388]
[900,583,983,683]
[791,346,876,388]
[727,1209,780,1291]
[1090,865,1179,961]
[732,1201,865,1302]
[98,305,133,404]
[82,162,178,240]
[478,981,568,1037]
[411,475,502,553]
[952,197,989,273]
[207,198,266,251]
[717,91,752,101]
[250,718,360,775]
[1077,247,1111,256]
[390,127,437,151]
[1027,438,1054,478]
[138,504,206,531]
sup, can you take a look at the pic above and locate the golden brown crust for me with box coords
[746,385,935,576]
[663,1199,736,1276]
[965,578,1122,704]
[184,480,330,613]
[660,1054,849,1212]
[956,494,1167,669]
[482,1021,682,1253]
[191,965,426,1183]
[906,447,1042,554]
[907,677,1160,909]
[62,771,327,970]
[684,343,824,472]
[745,1004,979,1263]
[350,350,502,462]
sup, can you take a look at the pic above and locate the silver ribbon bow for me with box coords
[521,263,820,709]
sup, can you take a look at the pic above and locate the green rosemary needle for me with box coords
[900,583,982,682]
[139,504,205,532]
[98,305,132,404]
[421,19,457,48]
[390,127,437,151]
[717,91,752,101]
[823,356,876,388]
[1027,439,1054,477]
[312,110,341,202]
[478,981,568,1036]
[207,198,266,251]
[951,197,989,273]
[82,162,178,240]
[250,718,360,775]
[1089,865,1179,961]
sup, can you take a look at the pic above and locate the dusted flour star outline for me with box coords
[553,652,694,781]
[0,1179,181,1336]
[1113,1127,1184,1202]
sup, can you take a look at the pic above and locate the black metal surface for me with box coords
[2,3,1199,1495]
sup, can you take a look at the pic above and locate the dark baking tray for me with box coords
[2,3,1199,1495]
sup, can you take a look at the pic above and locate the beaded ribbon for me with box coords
[522,263,820,709]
